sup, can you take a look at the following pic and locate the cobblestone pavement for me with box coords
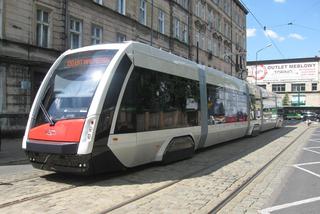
[0,123,308,214]
[217,125,316,214]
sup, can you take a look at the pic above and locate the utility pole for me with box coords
[255,44,272,85]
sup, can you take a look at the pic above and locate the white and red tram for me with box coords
[22,42,282,174]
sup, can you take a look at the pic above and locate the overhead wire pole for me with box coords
[255,44,272,85]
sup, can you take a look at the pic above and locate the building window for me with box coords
[91,25,102,44]
[272,84,285,92]
[118,0,126,15]
[258,84,266,89]
[93,0,102,5]
[173,18,180,39]
[218,42,221,57]
[139,0,146,25]
[200,33,205,50]
[182,23,188,43]
[36,9,49,48]
[291,95,306,106]
[177,0,187,9]
[117,33,126,42]
[195,32,199,47]
[195,32,207,52]
[158,10,164,34]
[291,83,305,92]
[195,1,205,19]
[216,16,221,32]
[208,10,213,31]
[69,18,82,49]
[178,0,188,9]
[208,38,213,52]
[312,83,317,91]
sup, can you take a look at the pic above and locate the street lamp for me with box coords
[255,44,272,85]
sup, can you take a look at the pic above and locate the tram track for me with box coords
[98,126,310,213]
[0,125,308,213]
[0,169,132,209]
[0,149,243,210]
[208,126,310,213]
[0,172,52,186]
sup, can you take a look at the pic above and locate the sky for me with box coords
[242,0,320,61]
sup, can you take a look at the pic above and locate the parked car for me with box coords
[285,113,302,120]
[301,112,317,121]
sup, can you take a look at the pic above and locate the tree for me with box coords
[282,93,290,106]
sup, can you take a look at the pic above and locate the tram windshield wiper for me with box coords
[39,102,55,126]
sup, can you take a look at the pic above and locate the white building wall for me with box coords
[247,59,320,107]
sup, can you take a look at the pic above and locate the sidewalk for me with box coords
[0,138,28,165]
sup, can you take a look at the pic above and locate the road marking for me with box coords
[259,129,320,214]
[293,163,320,179]
[303,147,320,155]
[259,196,320,214]
[308,139,320,142]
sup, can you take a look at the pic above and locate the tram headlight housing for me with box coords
[77,116,98,154]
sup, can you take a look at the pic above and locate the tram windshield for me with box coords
[35,49,117,126]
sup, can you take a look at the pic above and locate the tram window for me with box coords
[95,54,132,138]
[207,84,248,125]
[35,50,117,127]
[115,67,200,133]
[262,97,276,119]
[207,84,225,124]
[250,95,256,120]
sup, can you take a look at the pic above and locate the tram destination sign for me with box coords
[247,61,319,83]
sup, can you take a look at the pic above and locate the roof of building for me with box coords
[247,57,320,65]
[235,0,249,14]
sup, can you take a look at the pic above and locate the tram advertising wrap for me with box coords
[22,42,282,175]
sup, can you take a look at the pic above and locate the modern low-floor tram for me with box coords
[22,41,282,174]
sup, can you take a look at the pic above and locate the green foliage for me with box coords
[282,93,290,106]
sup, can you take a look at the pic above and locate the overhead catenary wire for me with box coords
[239,0,285,58]
[291,23,320,32]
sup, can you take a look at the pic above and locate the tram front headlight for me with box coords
[86,118,96,141]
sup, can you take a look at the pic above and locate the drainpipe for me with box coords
[64,0,68,50]
[150,0,153,46]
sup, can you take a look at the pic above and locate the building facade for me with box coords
[0,0,247,132]
[247,57,320,112]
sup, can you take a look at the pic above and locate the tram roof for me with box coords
[62,41,248,91]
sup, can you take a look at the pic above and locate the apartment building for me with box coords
[0,0,247,132]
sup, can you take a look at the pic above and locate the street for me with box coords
[0,121,314,213]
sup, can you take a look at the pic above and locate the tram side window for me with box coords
[207,84,225,124]
[207,85,248,125]
[115,67,200,133]
[237,92,249,122]
[262,97,276,120]
[250,95,256,120]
